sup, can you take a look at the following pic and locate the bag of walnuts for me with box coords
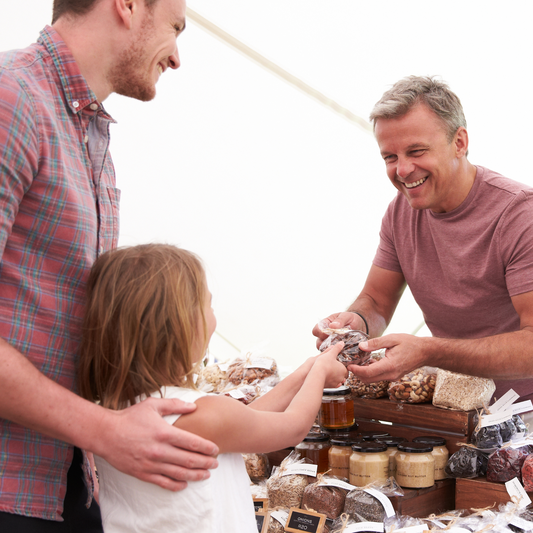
[346,351,389,399]
[388,367,437,404]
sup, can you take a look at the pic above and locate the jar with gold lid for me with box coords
[320,386,355,429]
[328,439,359,479]
[395,442,435,489]
[349,442,389,487]
[413,436,449,481]
[295,433,331,473]
[375,437,407,478]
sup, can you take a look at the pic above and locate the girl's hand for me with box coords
[315,342,348,388]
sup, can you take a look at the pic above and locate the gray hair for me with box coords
[369,76,467,142]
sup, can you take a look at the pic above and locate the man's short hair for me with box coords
[52,0,159,24]
[369,75,467,142]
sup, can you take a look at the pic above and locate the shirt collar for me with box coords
[38,25,115,121]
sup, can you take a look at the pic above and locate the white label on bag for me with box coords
[479,409,513,427]
[491,390,520,413]
[318,478,355,491]
[245,357,274,370]
[505,477,531,509]
[217,363,229,372]
[344,522,384,533]
[228,389,246,399]
[394,526,428,533]
[510,517,533,531]
[512,401,533,415]
[270,510,288,526]
[282,463,318,477]
[363,488,395,518]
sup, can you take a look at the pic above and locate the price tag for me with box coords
[364,488,396,518]
[245,357,274,370]
[505,477,532,509]
[479,409,513,428]
[228,389,246,400]
[253,498,268,512]
[255,511,270,533]
[270,510,288,526]
[394,526,428,533]
[510,517,533,531]
[318,478,355,491]
[285,507,327,533]
[282,463,318,477]
[491,390,520,413]
[512,401,533,416]
[217,362,229,372]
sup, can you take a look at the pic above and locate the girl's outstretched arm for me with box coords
[173,345,347,454]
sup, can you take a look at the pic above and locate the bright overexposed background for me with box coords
[1,1,532,373]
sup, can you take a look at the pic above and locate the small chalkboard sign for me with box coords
[285,507,326,533]
[255,510,270,533]
[253,497,269,512]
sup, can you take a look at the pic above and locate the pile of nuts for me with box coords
[227,360,278,385]
[388,367,437,404]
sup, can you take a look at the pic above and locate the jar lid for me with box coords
[323,386,351,396]
[375,437,407,448]
[331,438,362,447]
[303,432,330,442]
[397,442,433,453]
[361,431,391,441]
[352,442,388,453]
[413,436,446,446]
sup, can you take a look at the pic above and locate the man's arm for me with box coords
[312,264,406,347]
[351,290,533,383]
[0,338,219,491]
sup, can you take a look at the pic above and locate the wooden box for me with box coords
[390,479,456,517]
[455,477,533,512]
[352,397,476,454]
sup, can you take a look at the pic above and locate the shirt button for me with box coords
[90,103,99,111]
[72,101,79,108]
[99,246,104,255]
[84,135,89,144]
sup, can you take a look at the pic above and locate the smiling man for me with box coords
[0,0,219,531]
[313,76,533,403]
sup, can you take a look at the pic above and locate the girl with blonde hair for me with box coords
[79,243,347,533]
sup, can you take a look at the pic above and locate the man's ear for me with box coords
[454,127,469,158]
[115,0,136,30]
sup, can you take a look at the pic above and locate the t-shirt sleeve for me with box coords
[160,387,208,426]
[500,191,533,297]
[372,200,403,274]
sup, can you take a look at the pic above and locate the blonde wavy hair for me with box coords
[78,244,208,410]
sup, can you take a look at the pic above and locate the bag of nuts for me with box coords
[225,353,279,388]
[318,320,371,367]
[346,351,389,399]
[388,367,437,404]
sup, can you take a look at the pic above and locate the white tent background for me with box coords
[1,1,532,374]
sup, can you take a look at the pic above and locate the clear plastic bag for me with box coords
[301,476,347,520]
[243,453,271,482]
[346,351,389,399]
[445,446,489,478]
[266,451,311,509]
[487,445,531,483]
[225,353,279,387]
[388,367,437,404]
[432,369,496,411]
[318,320,371,367]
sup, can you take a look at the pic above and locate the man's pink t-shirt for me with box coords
[373,166,533,400]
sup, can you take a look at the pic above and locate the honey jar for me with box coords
[320,386,355,429]
[413,436,449,481]
[375,437,407,478]
[321,422,359,440]
[328,439,359,479]
[395,442,435,489]
[349,442,389,487]
[295,433,331,473]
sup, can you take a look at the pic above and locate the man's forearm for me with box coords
[347,295,389,338]
[427,328,533,380]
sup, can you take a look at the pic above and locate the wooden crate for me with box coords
[390,479,456,517]
[352,397,476,454]
[455,477,533,512]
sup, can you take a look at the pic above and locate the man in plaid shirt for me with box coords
[0,0,219,530]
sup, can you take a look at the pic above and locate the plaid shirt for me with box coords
[0,26,120,521]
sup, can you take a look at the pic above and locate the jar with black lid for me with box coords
[361,430,391,441]
[295,433,331,473]
[328,439,359,479]
[321,423,359,440]
[349,442,389,487]
[320,386,355,429]
[413,436,449,480]
[395,442,435,488]
[375,436,407,478]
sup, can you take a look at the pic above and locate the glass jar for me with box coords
[321,422,359,440]
[413,436,449,481]
[395,442,435,489]
[328,439,359,479]
[375,437,407,478]
[349,442,389,487]
[320,386,355,429]
[295,433,331,473]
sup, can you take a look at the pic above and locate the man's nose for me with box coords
[396,157,414,179]
[168,45,180,70]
